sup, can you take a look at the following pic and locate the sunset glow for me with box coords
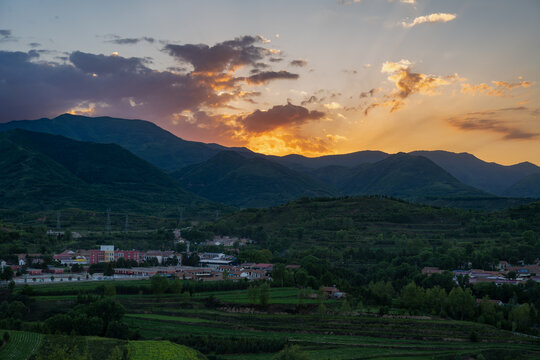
[0,0,539,164]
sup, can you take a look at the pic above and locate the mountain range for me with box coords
[0,114,539,211]
[0,129,227,217]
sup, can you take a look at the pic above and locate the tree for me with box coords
[259,282,270,306]
[104,262,115,277]
[340,299,351,315]
[107,346,124,360]
[510,303,533,332]
[8,301,26,319]
[104,284,116,297]
[272,264,286,286]
[447,287,475,320]
[247,285,259,305]
[294,269,308,288]
[1,266,13,281]
[400,282,425,313]
[150,275,169,297]
[171,278,183,295]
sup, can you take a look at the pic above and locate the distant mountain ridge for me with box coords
[1,114,538,201]
[0,114,252,172]
[0,129,227,217]
[173,151,337,208]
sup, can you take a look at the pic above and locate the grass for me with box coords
[126,313,217,324]
[25,286,540,360]
[0,330,43,360]
[128,340,205,360]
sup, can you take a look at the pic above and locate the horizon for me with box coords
[1,0,539,165]
[5,112,539,168]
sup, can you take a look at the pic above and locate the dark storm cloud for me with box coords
[163,35,269,73]
[106,36,155,45]
[238,102,325,133]
[245,70,299,85]
[0,35,303,133]
[0,50,220,122]
[69,51,150,75]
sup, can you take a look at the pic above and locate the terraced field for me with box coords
[129,340,205,360]
[23,285,540,359]
[0,330,43,360]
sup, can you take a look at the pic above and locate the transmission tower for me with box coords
[56,212,61,230]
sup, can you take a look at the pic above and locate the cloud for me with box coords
[0,29,16,42]
[360,88,378,98]
[0,50,234,123]
[447,114,539,140]
[69,51,151,75]
[163,35,272,73]
[106,36,155,45]
[290,59,308,67]
[324,102,342,110]
[402,13,456,28]
[238,102,325,133]
[245,70,299,85]
[461,79,534,97]
[365,59,458,113]
[0,35,302,129]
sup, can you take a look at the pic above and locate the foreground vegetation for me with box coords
[1,279,539,359]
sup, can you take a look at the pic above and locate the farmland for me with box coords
[0,330,43,360]
[129,340,204,360]
[7,281,538,360]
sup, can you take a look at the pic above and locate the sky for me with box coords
[1,0,539,165]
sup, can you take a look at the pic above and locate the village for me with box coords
[422,260,540,286]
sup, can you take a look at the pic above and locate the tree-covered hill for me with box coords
[311,153,489,199]
[201,196,540,270]
[0,113,251,172]
[504,172,540,198]
[173,151,337,208]
[0,129,228,217]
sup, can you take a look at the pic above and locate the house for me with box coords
[27,268,43,275]
[285,264,301,270]
[47,267,66,274]
[143,250,175,264]
[199,253,235,268]
[476,298,504,306]
[421,267,444,275]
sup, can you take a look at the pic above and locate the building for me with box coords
[199,253,235,268]
[88,245,141,264]
[143,250,176,264]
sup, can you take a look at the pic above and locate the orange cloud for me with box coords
[461,79,534,97]
[365,59,458,114]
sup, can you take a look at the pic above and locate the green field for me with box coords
[129,340,205,360]
[21,283,540,359]
[0,330,43,360]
